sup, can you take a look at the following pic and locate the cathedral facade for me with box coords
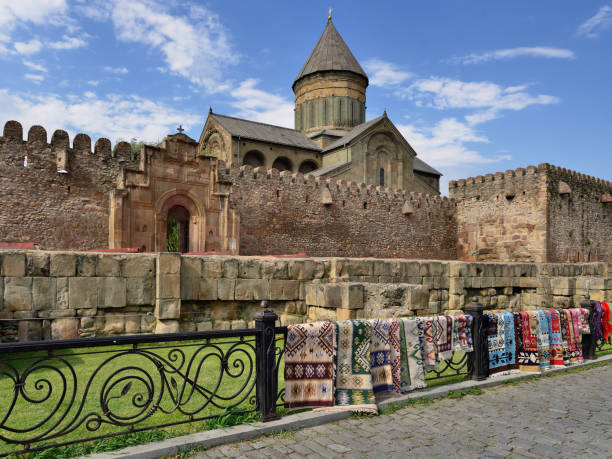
[198,18,441,195]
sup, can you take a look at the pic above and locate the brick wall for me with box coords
[228,164,458,259]
[0,121,128,250]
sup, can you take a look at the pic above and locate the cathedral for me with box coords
[198,17,442,195]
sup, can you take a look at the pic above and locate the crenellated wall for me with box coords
[450,164,612,263]
[227,163,458,259]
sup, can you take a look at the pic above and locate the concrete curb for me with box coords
[83,353,612,459]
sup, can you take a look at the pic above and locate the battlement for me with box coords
[537,163,612,189]
[228,162,454,208]
[1,120,141,165]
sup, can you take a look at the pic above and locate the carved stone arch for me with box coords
[202,129,226,159]
[272,156,293,172]
[154,189,206,252]
[243,150,265,168]
[298,160,319,174]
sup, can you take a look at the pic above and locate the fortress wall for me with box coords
[0,121,138,250]
[227,163,458,259]
[449,166,549,262]
[541,164,612,263]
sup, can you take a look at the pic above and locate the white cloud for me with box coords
[87,80,100,86]
[103,66,128,74]
[577,5,612,38]
[0,88,200,142]
[229,78,294,128]
[452,46,575,64]
[49,35,87,50]
[23,59,47,73]
[363,58,412,87]
[24,73,44,83]
[110,0,238,92]
[14,39,42,55]
[403,77,559,125]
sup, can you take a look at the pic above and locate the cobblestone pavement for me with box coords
[195,364,612,458]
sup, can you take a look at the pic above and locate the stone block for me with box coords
[56,277,69,309]
[347,259,373,277]
[38,309,76,318]
[261,260,289,279]
[295,301,307,315]
[155,299,181,319]
[503,286,513,295]
[231,319,247,330]
[27,252,50,276]
[98,277,127,308]
[157,274,180,299]
[181,257,202,278]
[157,253,180,275]
[239,259,261,278]
[449,262,468,278]
[32,277,56,310]
[77,255,96,276]
[280,313,304,325]
[218,279,235,300]
[96,255,121,277]
[449,294,465,309]
[2,253,26,277]
[288,260,315,280]
[141,314,155,333]
[307,306,336,322]
[51,318,79,339]
[235,279,269,301]
[80,316,95,329]
[270,280,300,300]
[335,309,357,321]
[125,316,140,334]
[103,314,125,335]
[4,277,33,311]
[50,253,76,277]
[181,322,196,332]
[196,279,218,300]
[449,277,463,294]
[155,320,180,334]
[69,278,98,309]
[203,259,223,278]
[519,277,539,288]
[213,320,231,330]
[402,261,421,278]
[77,308,97,316]
[222,259,239,278]
[126,277,154,305]
[196,321,213,331]
[122,256,155,277]
[18,321,42,341]
[304,283,363,309]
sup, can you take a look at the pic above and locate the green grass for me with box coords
[0,336,285,458]
[424,351,469,388]
[596,340,612,357]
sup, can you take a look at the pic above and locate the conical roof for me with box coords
[294,18,368,87]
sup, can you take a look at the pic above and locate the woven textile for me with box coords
[284,321,335,409]
[452,315,461,352]
[569,308,585,363]
[517,312,540,372]
[422,317,438,370]
[436,315,454,361]
[388,318,402,395]
[593,302,604,341]
[559,309,574,365]
[487,313,517,376]
[579,308,590,334]
[398,319,411,392]
[456,315,473,352]
[602,301,611,340]
[332,320,377,413]
[400,318,427,391]
[536,310,551,372]
[547,309,565,368]
[370,319,395,399]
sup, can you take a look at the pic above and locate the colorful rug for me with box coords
[535,310,551,372]
[389,318,402,395]
[570,308,584,362]
[370,319,395,400]
[579,307,590,334]
[452,315,461,352]
[602,301,611,341]
[547,309,565,368]
[284,321,335,409]
[332,320,377,413]
[593,302,604,341]
[487,313,517,376]
[436,315,454,361]
[398,319,411,392]
[400,318,427,391]
[559,309,574,365]
[517,312,540,372]
[513,312,524,367]
[463,315,474,352]
[422,317,438,370]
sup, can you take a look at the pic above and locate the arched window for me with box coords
[272,156,293,172]
[380,168,385,186]
[299,160,318,174]
[167,205,190,253]
[242,150,264,168]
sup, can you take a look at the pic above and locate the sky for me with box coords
[0,1,611,193]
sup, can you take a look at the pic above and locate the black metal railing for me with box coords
[0,311,284,457]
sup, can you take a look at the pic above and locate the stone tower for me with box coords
[293,17,369,136]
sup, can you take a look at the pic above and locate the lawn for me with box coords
[0,335,286,457]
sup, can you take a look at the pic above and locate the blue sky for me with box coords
[0,1,610,192]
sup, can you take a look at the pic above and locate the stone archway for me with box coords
[243,150,265,168]
[272,156,293,172]
[299,160,318,174]
[167,205,190,252]
[155,190,205,252]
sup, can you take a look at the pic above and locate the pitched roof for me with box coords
[308,161,351,177]
[321,114,385,152]
[210,113,320,151]
[294,19,368,85]
[413,157,442,176]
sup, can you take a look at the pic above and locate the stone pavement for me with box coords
[195,364,612,458]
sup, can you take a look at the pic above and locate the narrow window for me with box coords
[339,99,342,123]
[380,168,385,186]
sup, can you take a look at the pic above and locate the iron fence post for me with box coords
[255,306,280,422]
[580,300,597,360]
[466,300,489,380]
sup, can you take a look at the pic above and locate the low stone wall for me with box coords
[1,250,610,342]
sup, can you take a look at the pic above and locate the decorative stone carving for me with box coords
[558,181,571,195]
